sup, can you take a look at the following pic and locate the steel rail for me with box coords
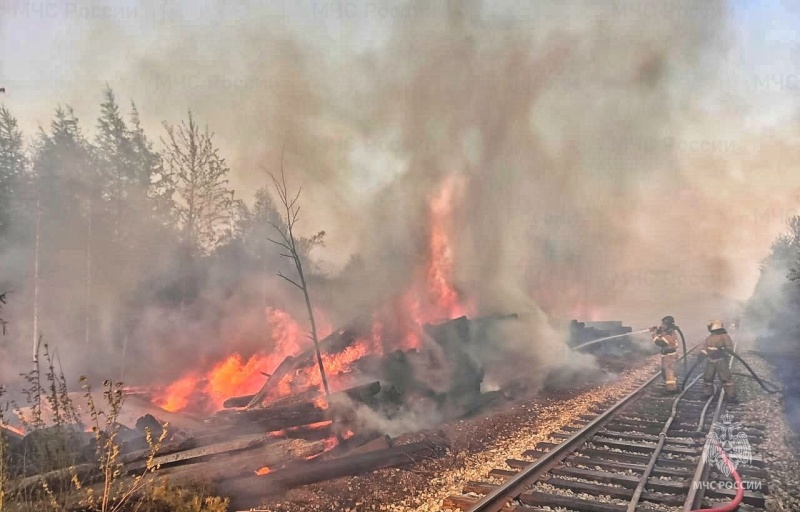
[467,345,699,512]
[626,372,704,511]
[682,341,740,511]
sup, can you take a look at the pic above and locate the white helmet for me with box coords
[709,320,724,331]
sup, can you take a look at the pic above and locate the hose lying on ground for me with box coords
[689,440,744,512]
[680,348,783,394]
[721,348,782,394]
[681,354,705,390]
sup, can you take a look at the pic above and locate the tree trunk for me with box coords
[84,196,92,349]
[31,195,41,363]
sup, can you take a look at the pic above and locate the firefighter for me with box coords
[650,315,679,392]
[701,320,736,400]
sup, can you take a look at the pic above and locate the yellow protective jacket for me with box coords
[653,329,679,353]
[702,332,734,360]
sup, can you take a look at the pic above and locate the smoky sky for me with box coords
[3,0,800,389]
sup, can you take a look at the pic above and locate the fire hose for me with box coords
[674,325,689,376]
[721,348,782,393]
[689,440,744,512]
[681,349,782,393]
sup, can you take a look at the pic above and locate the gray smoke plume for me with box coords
[4,0,800,404]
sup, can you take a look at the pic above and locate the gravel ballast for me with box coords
[247,357,662,512]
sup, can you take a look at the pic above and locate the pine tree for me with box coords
[34,106,98,349]
[129,101,172,224]
[0,106,27,240]
[96,87,136,242]
[161,111,233,254]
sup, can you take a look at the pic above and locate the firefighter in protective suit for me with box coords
[701,320,736,400]
[651,316,679,392]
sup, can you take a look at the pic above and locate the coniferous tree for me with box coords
[0,106,27,240]
[129,101,173,226]
[33,106,98,348]
[162,111,233,255]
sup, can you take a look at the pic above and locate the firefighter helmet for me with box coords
[661,315,675,326]
[709,320,724,331]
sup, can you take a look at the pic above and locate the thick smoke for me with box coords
[4,0,800,399]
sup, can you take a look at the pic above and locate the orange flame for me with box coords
[154,373,200,412]
[1,422,25,437]
[154,175,471,413]
[256,466,272,476]
[425,173,468,320]
[154,307,307,413]
[323,435,339,451]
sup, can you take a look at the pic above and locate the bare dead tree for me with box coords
[0,291,7,334]
[266,160,330,397]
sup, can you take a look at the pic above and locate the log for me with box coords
[7,462,97,496]
[220,439,447,507]
[217,401,329,432]
[153,439,325,486]
[215,381,383,434]
[338,380,381,403]
[223,394,255,409]
[245,327,366,409]
[125,433,270,472]
[349,435,392,456]
[118,435,196,465]
[246,355,296,409]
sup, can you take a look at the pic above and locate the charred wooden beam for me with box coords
[223,394,254,409]
[151,439,325,486]
[118,436,196,465]
[125,433,270,472]
[349,434,392,455]
[6,463,96,496]
[216,381,383,435]
[217,401,328,432]
[220,439,448,508]
[245,355,296,409]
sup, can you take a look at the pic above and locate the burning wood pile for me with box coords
[2,314,512,509]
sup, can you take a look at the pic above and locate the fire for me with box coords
[206,353,273,410]
[153,174,471,413]
[378,173,472,352]
[255,466,271,476]
[323,436,339,451]
[0,422,25,437]
[155,373,200,412]
[425,173,468,320]
[154,307,307,413]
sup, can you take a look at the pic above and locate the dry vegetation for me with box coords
[0,342,228,512]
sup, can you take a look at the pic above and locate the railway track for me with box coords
[444,346,769,512]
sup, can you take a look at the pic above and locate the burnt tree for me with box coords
[266,160,330,397]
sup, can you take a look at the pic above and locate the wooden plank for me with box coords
[152,439,325,485]
[550,466,688,494]
[443,493,529,511]
[126,434,269,472]
[220,439,447,508]
[508,456,690,479]
[465,479,684,507]
[119,436,196,464]
[545,477,684,506]
[348,435,392,456]
[7,463,96,496]
[519,490,629,512]
[245,355,296,409]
